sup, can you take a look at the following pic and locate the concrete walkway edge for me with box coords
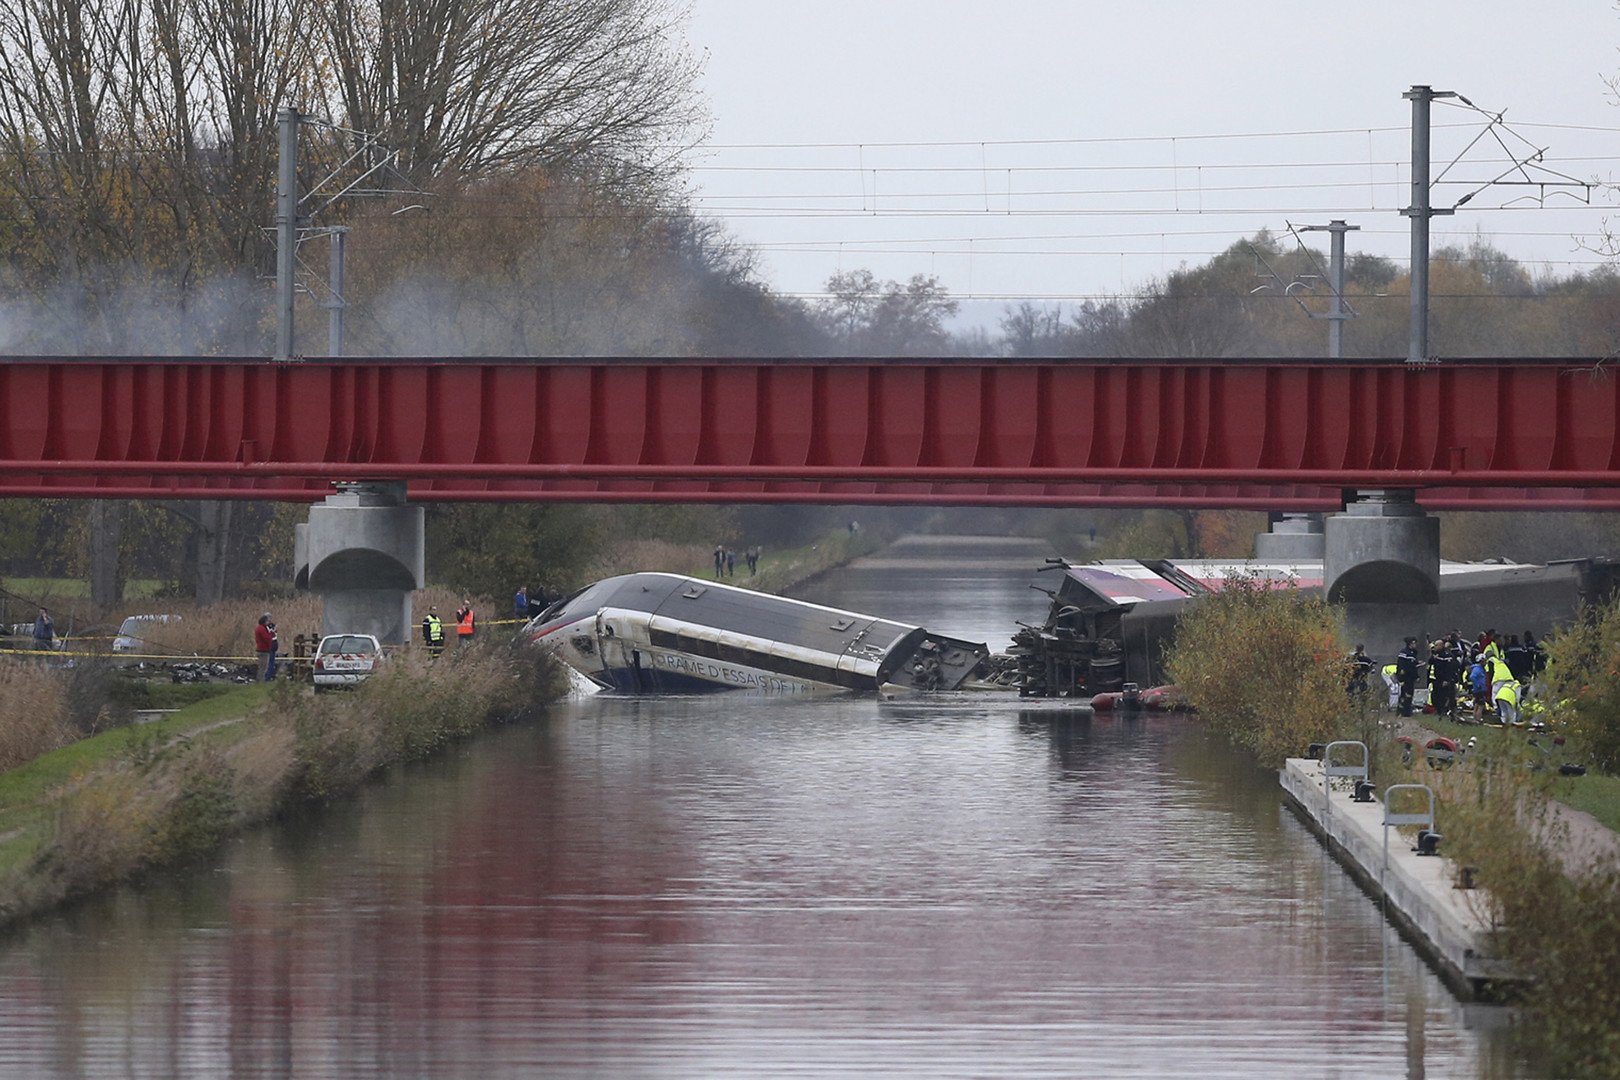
[1280,758,1517,999]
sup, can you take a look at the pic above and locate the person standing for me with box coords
[1382,660,1401,712]
[1430,639,1459,719]
[1345,644,1372,699]
[422,606,446,658]
[456,601,476,644]
[1524,630,1546,676]
[514,585,529,620]
[1468,655,1490,723]
[1505,634,1530,684]
[32,607,53,653]
[746,546,760,576]
[725,548,737,577]
[1395,637,1420,717]
[254,613,277,681]
[714,545,725,579]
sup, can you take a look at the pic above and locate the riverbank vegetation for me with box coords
[0,517,884,929]
[0,640,564,927]
[1167,578,1620,1076]
[1425,745,1620,1078]
[1161,574,1358,767]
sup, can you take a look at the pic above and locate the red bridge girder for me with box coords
[0,356,1617,510]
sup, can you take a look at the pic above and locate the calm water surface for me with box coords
[0,537,1524,1077]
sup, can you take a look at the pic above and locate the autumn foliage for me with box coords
[1163,573,1351,766]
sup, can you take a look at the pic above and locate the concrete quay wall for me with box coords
[1280,758,1515,997]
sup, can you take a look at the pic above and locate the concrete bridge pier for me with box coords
[1324,490,1439,656]
[294,482,425,645]
[1254,513,1325,559]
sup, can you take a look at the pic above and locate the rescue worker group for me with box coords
[419,601,478,658]
[1343,630,1546,724]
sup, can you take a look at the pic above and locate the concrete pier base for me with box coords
[1253,513,1325,559]
[1323,492,1440,656]
[295,482,425,645]
[1324,490,1439,604]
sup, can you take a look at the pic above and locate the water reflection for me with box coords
[0,537,1525,1078]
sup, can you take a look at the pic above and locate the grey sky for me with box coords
[684,2,1620,320]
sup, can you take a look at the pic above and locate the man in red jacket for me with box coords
[254,613,278,681]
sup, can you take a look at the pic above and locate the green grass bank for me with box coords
[0,642,565,928]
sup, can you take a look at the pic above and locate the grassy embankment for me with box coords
[1163,576,1620,1078]
[0,527,880,927]
[1420,712,1620,832]
[0,641,564,926]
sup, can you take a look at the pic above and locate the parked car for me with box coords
[312,633,383,690]
[112,614,180,653]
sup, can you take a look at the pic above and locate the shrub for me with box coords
[1432,747,1620,1077]
[36,768,166,893]
[1162,573,1353,767]
[59,660,128,736]
[1543,596,1620,773]
[155,750,239,861]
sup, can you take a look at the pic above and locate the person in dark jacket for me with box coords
[1505,634,1530,684]
[1395,637,1421,717]
[1429,640,1460,718]
[1524,630,1546,675]
[1345,644,1372,698]
[422,606,446,658]
[32,607,53,653]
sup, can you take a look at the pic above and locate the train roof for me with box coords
[535,572,921,657]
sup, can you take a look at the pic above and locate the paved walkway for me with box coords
[1394,716,1620,877]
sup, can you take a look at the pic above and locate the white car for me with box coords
[112,614,180,653]
[312,633,383,690]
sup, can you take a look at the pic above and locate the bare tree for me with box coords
[318,0,706,185]
[816,270,958,356]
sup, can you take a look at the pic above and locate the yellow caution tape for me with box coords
[0,646,262,662]
[0,647,256,662]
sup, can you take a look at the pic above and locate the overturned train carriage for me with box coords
[525,572,989,695]
[1012,556,1620,698]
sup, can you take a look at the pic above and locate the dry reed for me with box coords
[9,638,564,926]
[0,661,76,770]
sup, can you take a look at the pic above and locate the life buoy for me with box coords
[1424,737,1459,768]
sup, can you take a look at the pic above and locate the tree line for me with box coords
[3,0,1620,603]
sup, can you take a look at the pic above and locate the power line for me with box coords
[753,246,1617,267]
[688,177,1578,203]
[700,122,1483,151]
[777,290,1611,302]
[744,226,1599,247]
[690,154,1620,175]
[687,205,1616,218]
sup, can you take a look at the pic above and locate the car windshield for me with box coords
[321,636,377,654]
[118,615,170,636]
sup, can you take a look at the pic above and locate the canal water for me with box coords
[0,536,1524,1078]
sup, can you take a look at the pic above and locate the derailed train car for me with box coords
[525,572,989,695]
[1010,556,1620,698]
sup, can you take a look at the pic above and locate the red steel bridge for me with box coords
[1,356,1618,510]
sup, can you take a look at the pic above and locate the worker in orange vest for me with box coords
[455,600,476,643]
